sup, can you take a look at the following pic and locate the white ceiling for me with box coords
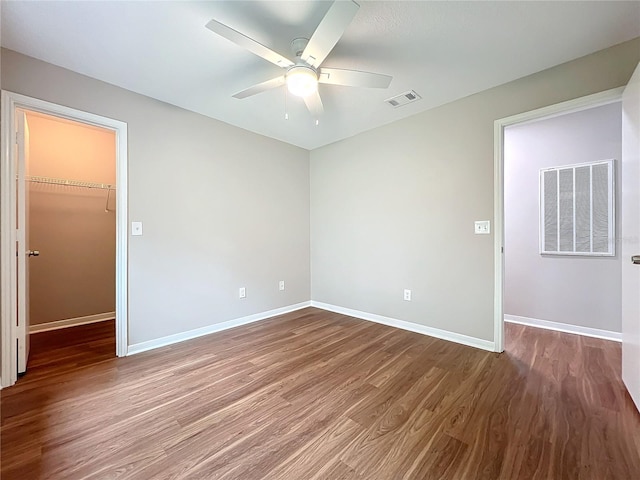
[2,1,639,150]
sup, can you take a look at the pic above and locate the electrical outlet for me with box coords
[404,289,412,301]
[474,220,490,234]
[131,221,143,236]
[279,280,285,291]
[239,287,246,299]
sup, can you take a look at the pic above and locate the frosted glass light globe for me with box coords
[286,66,318,97]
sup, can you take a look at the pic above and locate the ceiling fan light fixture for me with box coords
[286,66,318,97]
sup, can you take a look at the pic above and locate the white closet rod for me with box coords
[26,175,115,190]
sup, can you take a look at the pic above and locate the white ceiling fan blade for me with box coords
[303,90,324,118]
[233,76,286,99]
[206,20,294,69]
[301,0,359,69]
[319,68,392,88]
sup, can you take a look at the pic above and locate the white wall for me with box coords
[504,103,622,332]
[1,48,310,346]
[311,38,640,343]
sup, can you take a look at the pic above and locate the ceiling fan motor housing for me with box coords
[291,37,309,58]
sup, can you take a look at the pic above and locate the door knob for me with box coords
[632,255,640,265]
[27,250,40,257]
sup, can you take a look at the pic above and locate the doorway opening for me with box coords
[493,87,624,352]
[1,91,128,388]
[23,110,117,370]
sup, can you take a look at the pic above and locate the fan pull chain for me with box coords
[284,88,289,120]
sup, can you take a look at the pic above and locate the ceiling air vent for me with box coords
[385,90,422,108]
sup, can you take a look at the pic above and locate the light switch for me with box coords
[131,221,143,236]
[474,220,490,235]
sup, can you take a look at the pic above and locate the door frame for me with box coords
[493,87,624,353]
[1,91,129,388]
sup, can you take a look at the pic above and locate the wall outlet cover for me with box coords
[474,220,490,234]
[131,221,143,236]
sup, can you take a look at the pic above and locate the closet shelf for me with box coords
[26,175,115,190]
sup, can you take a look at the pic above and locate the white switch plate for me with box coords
[239,287,246,299]
[279,280,285,291]
[131,221,143,236]
[403,289,412,301]
[474,220,490,234]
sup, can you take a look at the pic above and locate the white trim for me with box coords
[127,302,311,356]
[494,116,505,353]
[29,312,115,334]
[504,314,621,342]
[0,94,16,387]
[493,87,624,356]
[311,301,495,352]
[1,91,128,388]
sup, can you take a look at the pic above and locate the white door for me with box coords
[622,62,640,412]
[16,110,32,374]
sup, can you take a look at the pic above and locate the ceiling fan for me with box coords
[205,0,392,119]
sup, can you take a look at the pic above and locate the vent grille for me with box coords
[385,90,422,108]
[540,159,615,256]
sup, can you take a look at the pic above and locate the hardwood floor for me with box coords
[1,308,639,479]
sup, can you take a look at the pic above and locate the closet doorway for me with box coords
[25,111,117,361]
[1,92,128,388]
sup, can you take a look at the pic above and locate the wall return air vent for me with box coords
[540,159,615,256]
[385,90,422,108]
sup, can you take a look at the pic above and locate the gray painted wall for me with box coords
[2,37,639,349]
[2,48,310,345]
[310,38,639,343]
[504,103,622,332]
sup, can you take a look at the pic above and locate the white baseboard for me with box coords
[504,314,621,342]
[127,301,312,356]
[30,312,115,334]
[310,301,496,352]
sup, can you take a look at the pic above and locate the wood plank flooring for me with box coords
[1,308,639,479]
